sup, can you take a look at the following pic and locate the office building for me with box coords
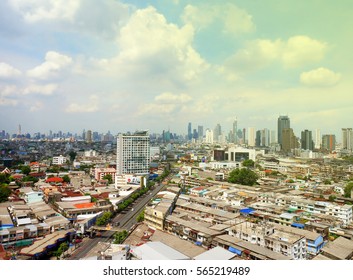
[116,131,150,175]
[214,124,222,143]
[277,115,290,147]
[301,130,314,151]
[322,135,336,152]
[248,127,255,147]
[188,123,192,141]
[342,128,353,151]
[198,125,204,141]
[314,129,321,149]
[233,117,238,144]
[282,128,299,153]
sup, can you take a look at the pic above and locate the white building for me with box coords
[52,155,67,165]
[116,131,150,175]
[205,129,214,144]
[226,147,257,162]
[248,127,255,147]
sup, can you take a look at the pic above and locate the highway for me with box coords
[68,181,166,260]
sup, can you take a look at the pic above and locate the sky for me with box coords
[0,0,352,140]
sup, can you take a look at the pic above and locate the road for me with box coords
[68,182,166,260]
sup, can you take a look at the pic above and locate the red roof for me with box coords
[46,177,64,183]
[74,202,95,209]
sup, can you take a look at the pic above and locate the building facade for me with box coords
[116,131,150,175]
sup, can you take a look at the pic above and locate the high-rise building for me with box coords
[301,129,314,151]
[187,122,192,141]
[282,128,299,153]
[116,131,150,175]
[322,134,336,151]
[86,130,92,143]
[197,125,204,141]
[233,117,238,144]
[314,129,321,149]
[214,123,222,143]
[277,115,290,147]
[248,127,255,147]
[205,129,214,144]
[342,128,353,151]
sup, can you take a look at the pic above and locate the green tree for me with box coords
[62,175,70,183]
[344,181,353,198]
[53,242,69,259]
[328,195,336,202]
[103,174,113,184]
[0,185,11,202]
[96,211,113,226]
[136,210,144,223]
[228,168,259,186]
[20,165,31,175]
[22,176,39,183]
[242,159,255,168]
[68,151,77,162]
[113,230,128,244]
[0,173,11,185]
[323,179,331,185]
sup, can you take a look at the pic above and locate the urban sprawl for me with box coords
[1,116,353,260]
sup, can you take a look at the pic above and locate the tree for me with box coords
[62,175,70,183]
[68,150,77,162]
[0,185,11,203]
[328,195,336,202]
[242,159,255,168]
[53,242,69,259]
[103,174,113,184]
[20,165,31,175]
[323,179,331,185]
[228,168,259,186]
[113,230,128,244]
[136,211,144,223]
[96,211,113,226]
[344,182,353,198]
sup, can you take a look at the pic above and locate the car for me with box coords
[131,208,134,211]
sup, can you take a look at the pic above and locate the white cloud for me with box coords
[9,0,80,22]
[0,62,22,78]
[23,84,58,95]
[182,3,255,35]
[27,51,72,80]
[222,36,327,76]
[155,92,192,103]
[66,95,99,113]
[94,6,208,83]
[29,101,43,112]
[0,97,18,106]
[300,67,341,87]
[282,36,327,68]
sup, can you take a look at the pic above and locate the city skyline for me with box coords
[0,1,352,137]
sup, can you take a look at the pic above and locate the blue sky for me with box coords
[0,0,352,140]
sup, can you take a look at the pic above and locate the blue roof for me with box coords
[291,223,305,229]
[240,208,254,214]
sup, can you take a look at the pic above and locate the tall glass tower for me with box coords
[277,115,290,147]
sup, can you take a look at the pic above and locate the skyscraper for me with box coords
[342,128,353,151]
[282,128,299,153]
[187,122,192,141]
[214,123,222,143]
[277,115,290,148]
[248,127,255,147]
[233,117,238,144]
[301,129,314,151]
[322,134,336,151]
[197,125,204,141]
[314,129,321,149]
[116,131,150,175]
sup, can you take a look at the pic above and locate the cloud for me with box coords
[95,6,208,84]
[23,84,58,95]
[155,92,192,103]
[0,97,18,106]
[9,0,80,22]
[29,101,43,112]
[138,92,192,116]
[182,3,255,35]
[27,51,72,80]
[300,67,341,87]
[0,62,22,78]
[222,35,327,75]
[66,95,99,113]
